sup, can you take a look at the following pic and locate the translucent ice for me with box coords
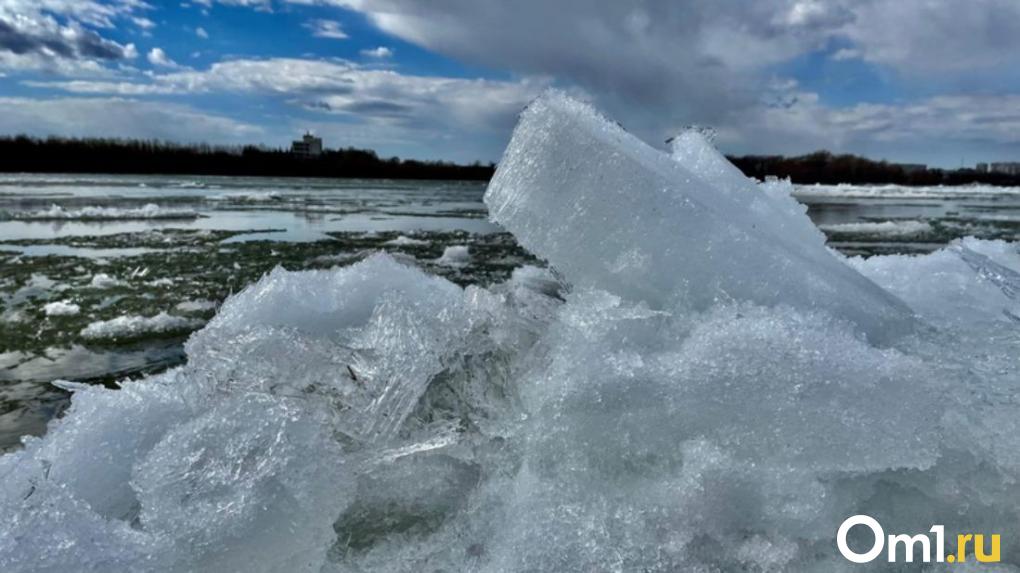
[668,129,828,252]
[4,94,1020,573]
[486,92,917,344]
[186,255,476,442]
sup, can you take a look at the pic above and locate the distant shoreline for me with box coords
[0,136,495,182]
[2,135,1018,187]
[727,151,1020,188]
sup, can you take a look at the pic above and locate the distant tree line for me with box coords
[1,136,1017,186]
[0,135,495,181]
[727,150,1020,187]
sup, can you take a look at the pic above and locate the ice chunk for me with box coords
[819,220,934,238]
[131,394,353,572]
[486,92,917,344]
[0,369,353,573]
[186,254,474,442]
[0,249,565,571]
[7,96,1020,573]
[81,312,202,340]
[436,245,471,267]
[851,238,1020,328]
[668,130,828,251]
[3,203,200,221]
[175,299,217,313]
[89,273,126,288]
[42,300,80,316]
[384,235,429,246]
[953,240,1020,302]
[478,290,947,572]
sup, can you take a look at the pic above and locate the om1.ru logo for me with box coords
[837,515,1000,564]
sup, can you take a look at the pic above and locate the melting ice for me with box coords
[3,92,1020,572]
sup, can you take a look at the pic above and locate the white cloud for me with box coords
[8,0,1020,164]
[23,78,175,95]
[31,52,1020,164]
[24,57,549,159]
[303,18,347,39]
[147,47,185,69]
[191,0,273,10]
[335,0,1020,76]
[274,0,1020,164]
[311,0,837,133]
[32,57,544,126]
[324,1,1020,129]
[360,46,392,58]
[838,0,1020,72]
[131,17,156,30]
[831,48,861,61]
[0,96,264,143]
[713,85,1020,164]
[0,0,143,73]
[196,26,209,39]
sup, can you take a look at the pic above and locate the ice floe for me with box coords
[2,204,201,221]
[42,300,80,316]
[80,312,202,340]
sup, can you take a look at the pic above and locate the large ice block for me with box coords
[668,130,829,254]
[485,92,917,344]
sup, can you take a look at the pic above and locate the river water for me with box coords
[2,173,1019,450]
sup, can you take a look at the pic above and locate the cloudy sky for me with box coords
[1,0,1019,166]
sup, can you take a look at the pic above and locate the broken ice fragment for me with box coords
[486,92,917,344]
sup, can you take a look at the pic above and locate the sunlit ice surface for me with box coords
[1,93,1020,571]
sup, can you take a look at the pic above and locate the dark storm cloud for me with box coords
[336,0,1020,75]
[0,19,70,56]
[73,28,130,59]
[319,98,415,116]
[0,16,132,60]
[322,0,1020,155]
[331,1,854,120]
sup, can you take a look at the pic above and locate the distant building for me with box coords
[291,132,323,157]
[976,162,989,174]
[897,163,927,175]
[990,162,1020,176]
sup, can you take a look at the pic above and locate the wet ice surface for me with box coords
[3,95,1020,571]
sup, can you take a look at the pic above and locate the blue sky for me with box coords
[1,0,1019,167]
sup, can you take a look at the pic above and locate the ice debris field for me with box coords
[3,93,1020,572]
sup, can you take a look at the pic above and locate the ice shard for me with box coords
[486,92,918,344]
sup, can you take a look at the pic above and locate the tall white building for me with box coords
[291,132,323,157]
